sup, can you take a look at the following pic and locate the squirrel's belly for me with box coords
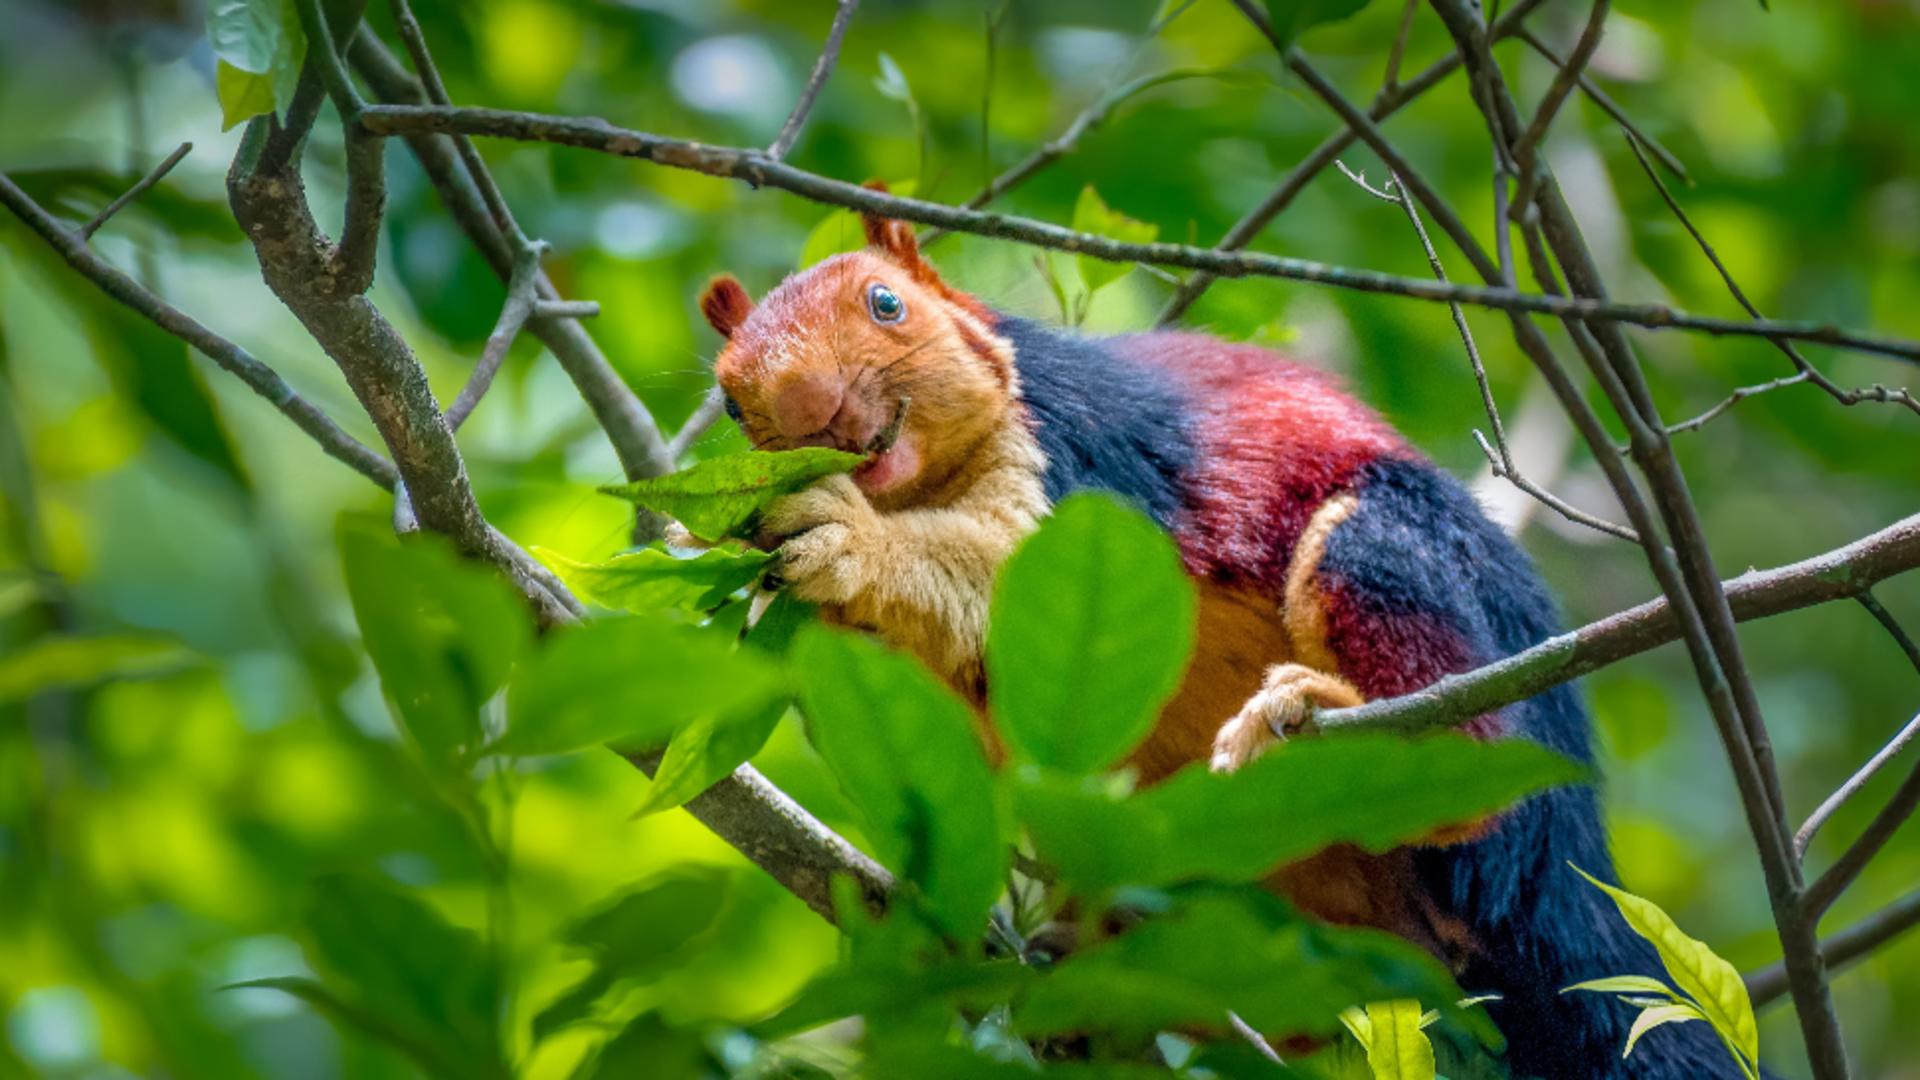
[1124,581,1296,785]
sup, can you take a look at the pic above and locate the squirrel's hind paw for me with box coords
[1210,663,1365,773]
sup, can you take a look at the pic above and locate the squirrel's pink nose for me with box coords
[771,369,847,442]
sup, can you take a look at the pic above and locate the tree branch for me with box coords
[352,103,1920,366]
[1516,28,1687,183]
[1857,591,1920,676]
[0,172,396,488]
[1748,890,1920,1009]
[1795,711,1920,859]
[766,0,860,162]
[1316,512,1920,733]
[78,141,193,241]
[349,35,676,498]
[445,239,547,430]
[1802,754,1920,918]
[1510,0,1607,175]
[666,386,729,462]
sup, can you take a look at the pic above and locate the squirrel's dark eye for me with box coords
[722,394,744,424]
[867,283,906,325]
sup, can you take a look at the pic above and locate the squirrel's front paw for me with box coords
[762,474,881,605]
[1210,663,1365,774]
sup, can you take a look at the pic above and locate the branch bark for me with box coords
[351,103,1920,367]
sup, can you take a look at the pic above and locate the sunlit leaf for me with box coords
[987,493,1196,773]
[1016,735,1581,893]
[1070,186,1158,293]
[499,614,785,758]
[339,522,532,776]
[793,626,1006,936]
[631,699,786,817]
[599,448,864,543]
[538,543,771,615]
[0,634,192,703]
[206,0,307,123]
[1572,865,1760,1069]
[1562,974,1681,999]
[1362,1000,1436,1080]
[1624,1001,1707,1059]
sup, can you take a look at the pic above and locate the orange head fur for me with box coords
[701,212,1017,510]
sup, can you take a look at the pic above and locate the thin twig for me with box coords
[1748,890,1920,1009]
[353,109,1920,365]
[666,386,729,461]
[1623,132,1919,424]
[1336,161,1635,543]
[1802,754,1920,917]
[446,240,547,430]
[533,299,598,319]
[0,172,396,488]
[1796,711,1920,859]
[1228,1011,1287,1066]
[389,0,521,244]
[1517,28,1687,182]
[924,0,1203,245]
[1858,592,1920,676]
[1510,0,1608,174]
[1381,0,1421,94]
[78,141,192,241]
[766,0,860,162]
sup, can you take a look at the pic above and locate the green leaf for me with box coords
[631,699,786,818]
[1362,1000,1437,1080]
[1562,975,1681,1000]
[1261,0,1373,50]
[1070,186,1158,293]
[226,977,466,1078]
[987,493,1196,773]
[566,870,730,973]
[1623,1001,1706,1060]
[0,634,192,703]
[338,523,532,777]
[302,874,506,1078]
[215,60,278,131]
[1572,866,1760,1069]
[1015,891,1460,1040]
[576,1013,713,1080]
[792,626,1006,936]
[499,614,785,758]
[1016,735,1582,893]
[538,544,772,615]
[598,448,864,543]
[207,0,306,124]
[874,52,914,104]
[744,591,815,656]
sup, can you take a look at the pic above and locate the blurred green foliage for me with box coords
[1,0,1917,1076]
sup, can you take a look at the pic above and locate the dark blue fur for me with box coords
[1327,458,1741,1079]
[997,317,1195,528]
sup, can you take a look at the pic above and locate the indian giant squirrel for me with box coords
[697,212,1737,1079]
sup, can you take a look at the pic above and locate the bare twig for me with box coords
[1802,753,1920,918]
[1337,161,1637,543]
[1314,512,1920,735]
[1623,133,1920,424]
[924,0,1203,245]
[0,172,396,488]
[1748,890,1920,1009]
[533,299,598,319]
[350,31,676,498]
[446,240,547,430]
[1510,0,1608,175]
[1796,711,1920,859]
[1381,0,1421,94]
[1858,592,1920,676]
[1228,1011,1287,1066]
[1517,29,1687,182]
[766,0,860,162]
[666,386,730,462]
[78,141,193,241]
[355,104,1920,366]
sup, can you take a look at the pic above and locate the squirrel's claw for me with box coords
[1210,663,1366,773]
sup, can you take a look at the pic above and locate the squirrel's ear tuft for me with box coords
[859,180,929,275]
[700,275,754,338]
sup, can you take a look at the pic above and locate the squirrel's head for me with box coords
[701,210,1017,508]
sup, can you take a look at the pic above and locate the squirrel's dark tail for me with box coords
[1416,680,1748,1079]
